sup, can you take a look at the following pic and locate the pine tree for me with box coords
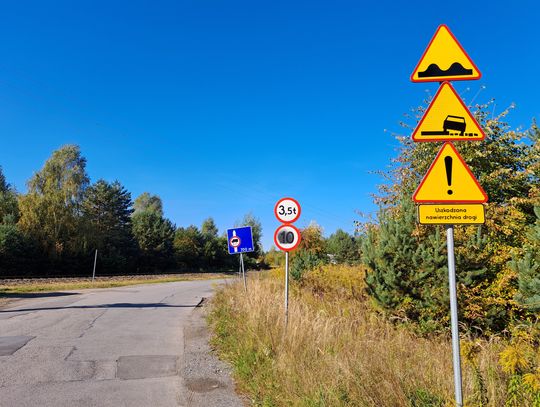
[82,180,136,272]
[512,207,540,311]
[201,217,218,238]
[132,210,175,271]
[0,223,38,276]
[362,198,438,316]
[0,166,19,225]
[326,229,360,265]
[0,168,36,275]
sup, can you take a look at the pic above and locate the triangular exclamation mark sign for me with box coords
[413,143,488,203]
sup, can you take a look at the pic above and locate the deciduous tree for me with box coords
[235,212,263,267]
[174,226,203,269]
[18,145,89,258]
[133,192,163,215]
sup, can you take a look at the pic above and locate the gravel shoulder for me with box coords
[182,299,247,407]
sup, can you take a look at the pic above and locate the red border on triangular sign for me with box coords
[412,81,486,142]
[410,24,481,83]
[413,142,488,203]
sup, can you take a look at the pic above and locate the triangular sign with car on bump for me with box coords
[412,82,485,142]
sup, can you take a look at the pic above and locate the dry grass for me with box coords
[0,273,232,296]
[209,265,509,407]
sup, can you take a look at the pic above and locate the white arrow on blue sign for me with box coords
[227,226,255,255]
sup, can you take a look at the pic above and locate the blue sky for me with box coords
[1,1,539,249]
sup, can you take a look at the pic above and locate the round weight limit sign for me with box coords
[274,224,302,252]
[274,197,301,223]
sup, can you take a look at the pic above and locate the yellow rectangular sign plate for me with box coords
[417,204,485,225]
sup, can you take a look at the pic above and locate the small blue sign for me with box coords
[227,226,255,255]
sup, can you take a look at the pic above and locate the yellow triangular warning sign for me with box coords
[413,143,488,203]
[411,25,481,83]
[412,82,485,142]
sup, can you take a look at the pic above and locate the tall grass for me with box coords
[209,265,509,406]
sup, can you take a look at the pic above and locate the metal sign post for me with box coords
[446,225,463,407]
[284,251,289,327]
[92,249,98,283]
[274,223,302,327]
[240,253,247,292]
[226,226,255,293]
[274,197,302,330]
[410,25,486,407]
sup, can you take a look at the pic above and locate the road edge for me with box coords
[181,297,247,407]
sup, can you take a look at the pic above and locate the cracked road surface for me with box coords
[0,279,243,407]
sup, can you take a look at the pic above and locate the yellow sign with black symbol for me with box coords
[413,142,488,203]
[411,24,481,83]
[412,82,485,142]
[417,204,485,225]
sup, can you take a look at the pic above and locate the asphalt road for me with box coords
[0,279,244,407]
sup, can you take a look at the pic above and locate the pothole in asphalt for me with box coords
[185,377,224,393]
[0,336,34,356]
[116,355,178,379]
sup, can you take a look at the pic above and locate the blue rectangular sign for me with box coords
[227,226,255,255]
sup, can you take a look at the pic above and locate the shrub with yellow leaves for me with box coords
[499,337,540,406]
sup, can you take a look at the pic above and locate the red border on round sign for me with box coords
[273,223,302,252]
[229,236,241,248]
[274,197,301,224]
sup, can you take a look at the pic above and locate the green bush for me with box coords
[0,224,38,276]
[290,249,326,281]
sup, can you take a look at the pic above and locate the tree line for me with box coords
[0,144,362,277]
[264,221,363,279]
[0,145,263,277]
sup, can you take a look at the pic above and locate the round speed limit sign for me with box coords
[274,224,302,252]
[274,197,301,223]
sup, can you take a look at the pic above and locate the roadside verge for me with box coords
[182,297,246,407]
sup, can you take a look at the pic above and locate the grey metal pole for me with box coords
[446,225,463,407]
[92,249,98,283]
[240,253,247,292]
[284,251,289,327]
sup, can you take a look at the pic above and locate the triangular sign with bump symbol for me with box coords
[411,25,481,83]
[413,143,488,203]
